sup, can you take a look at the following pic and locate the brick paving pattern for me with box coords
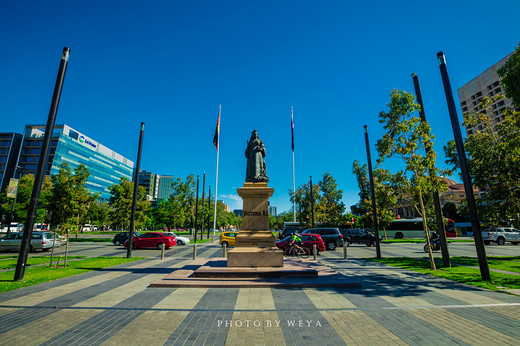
[0,243,519,345]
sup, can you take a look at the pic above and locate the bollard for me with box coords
[193,243,197,260]
[313,244,317,260]
[161,243,165,260]
[343,244,347,260]
[223,243,227,258]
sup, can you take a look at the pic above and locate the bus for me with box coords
[384,218,456,239]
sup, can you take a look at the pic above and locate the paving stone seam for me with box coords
[2,301,519,312]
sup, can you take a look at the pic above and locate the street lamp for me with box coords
[7,166,27,234]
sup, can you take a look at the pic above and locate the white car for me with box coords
[163,232,190,245]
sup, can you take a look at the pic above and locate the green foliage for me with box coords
[316,173,345,225]
[108,176,151,230]
[49,163,94,233]
[376,89,448,269]
[459,95,520,227]
[497,42,520,109]
[88,201,111,230]
[1,174,52,225]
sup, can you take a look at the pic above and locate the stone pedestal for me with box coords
[227,182,284,267]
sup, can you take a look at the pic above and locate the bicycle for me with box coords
[284,244,310,258]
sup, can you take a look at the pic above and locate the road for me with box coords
[16,240,519,259]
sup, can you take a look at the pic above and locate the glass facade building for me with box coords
[0,132,23,194]
[157,175,174,201]
[19,125,134,201]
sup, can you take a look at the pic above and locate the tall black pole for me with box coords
[194,175,199,243]
[412,73,450,267]
[201,172,205,241]
[14,47,70,281]
[364,125,381,259]
[437,51,490,281]
[309,176,315,228]
[127,122,145,259]
[207,186,211,239]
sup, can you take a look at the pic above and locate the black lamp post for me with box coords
[437,51,490,281]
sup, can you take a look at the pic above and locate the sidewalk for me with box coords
[0,243,519,345]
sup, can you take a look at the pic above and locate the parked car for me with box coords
[279,228,305,239]
[124,232,176,249]
[0,231,61,252]
[301,228,344,250]
[482,227,520,245]
[163,232,190,245]
[340,228,381,247]
[113,232,141,246]
[276,233,326,254]
[219,231,239,247]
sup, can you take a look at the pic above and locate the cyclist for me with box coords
[287,233,302,249]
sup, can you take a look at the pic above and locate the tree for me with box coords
[316,173,345,225]
[351,161,398,238]
[376,90,447,269]
[1,174,52,224]
[445,95,520,227]
[49,163,94,236]
[108,177,150,230]
[351,161,370,215]
[497,42,520,109]
[88,201,111,230]
[289,181,320,227]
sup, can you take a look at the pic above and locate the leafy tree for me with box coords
[376,90,447,269]
[290,181,320,227]
[351,161,370,215]
[49,163,94,236]
[1,174,52,225]
[88,201,111,230]
[316,172,345,225]
[497,42,520,109]
[108,176,150,230]
[351,161,398,238]
[445,95,520,227]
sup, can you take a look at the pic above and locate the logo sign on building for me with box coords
[7,178,19,198]
[79,135,98,149]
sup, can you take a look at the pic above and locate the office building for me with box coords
[268,205,277,216]
[138,170,159,201]
[18,124,134,201]
[157,175,174,201]
[0,132,23,194]
[457,53,514,136]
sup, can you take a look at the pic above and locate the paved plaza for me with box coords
[1,242,519,345]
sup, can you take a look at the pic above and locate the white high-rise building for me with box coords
[457,53,514,136]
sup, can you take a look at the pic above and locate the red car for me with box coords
[276,233,326,254]
[124,232,176,249]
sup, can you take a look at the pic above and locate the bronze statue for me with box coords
[245,130,268,182]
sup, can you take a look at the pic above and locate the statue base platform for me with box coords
[227,247,284,267]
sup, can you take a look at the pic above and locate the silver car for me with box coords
[0,231,61,252]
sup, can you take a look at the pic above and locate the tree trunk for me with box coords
[419,191,436,270]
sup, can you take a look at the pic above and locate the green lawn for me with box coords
[368,256,520,292]
[0,255,86,269]
[0,256,144,293]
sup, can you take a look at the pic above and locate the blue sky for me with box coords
[1,0,519,214]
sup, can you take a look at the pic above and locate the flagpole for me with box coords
[212,104,221,243]
[291,106,296,222]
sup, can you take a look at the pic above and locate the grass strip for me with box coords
[368,257,520,292]
[0,256,144,293]
[0,256,86,270]
[451,256,520,274]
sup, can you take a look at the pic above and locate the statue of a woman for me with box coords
[245,130,269,182]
